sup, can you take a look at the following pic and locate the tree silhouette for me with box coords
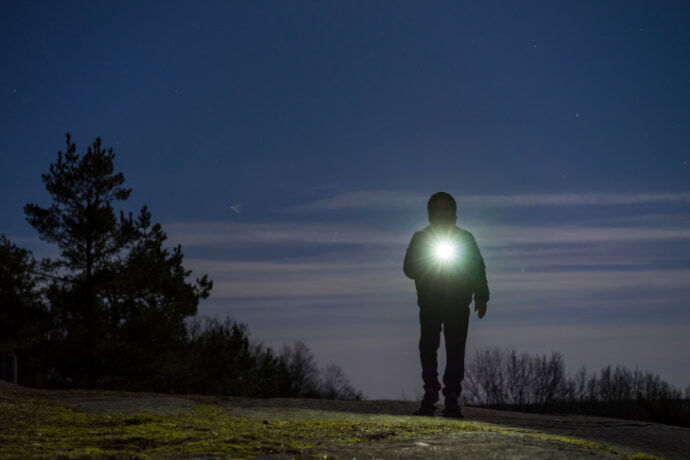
[319,364,363,400]
[0,235,45,354]
[280,340,322,398]
[0,235,49,384]
[7,132,362,399]
[23,133,212,389]
[464,346,689,426]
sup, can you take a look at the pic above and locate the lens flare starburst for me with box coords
[433,241,456,261]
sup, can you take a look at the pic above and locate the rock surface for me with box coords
[1,380,688,459]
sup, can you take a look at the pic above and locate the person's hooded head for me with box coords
[427,192,457,231]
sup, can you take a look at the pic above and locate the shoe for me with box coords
[413,383,440,417]
[441,382,463,419]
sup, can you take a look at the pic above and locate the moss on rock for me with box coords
[0,390,663,459]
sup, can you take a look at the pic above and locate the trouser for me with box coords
[419,303,471,403]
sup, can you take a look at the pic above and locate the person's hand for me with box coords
[474,300,487,319]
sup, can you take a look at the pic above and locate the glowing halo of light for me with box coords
[433,240,457,262]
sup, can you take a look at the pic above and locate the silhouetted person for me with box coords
[403,192,489,418]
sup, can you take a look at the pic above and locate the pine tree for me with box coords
[24,133,212,389]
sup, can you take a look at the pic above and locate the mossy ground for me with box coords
[0,391,663,459]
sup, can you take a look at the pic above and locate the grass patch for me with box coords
[0,392,663,459]
[0,394,477,459]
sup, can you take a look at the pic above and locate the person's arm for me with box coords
[468,234,490,303]
[403,232,424,280]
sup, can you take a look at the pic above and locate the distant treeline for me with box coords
[464,347,690,427]
[180,317,363,399]
[0,133,361,400]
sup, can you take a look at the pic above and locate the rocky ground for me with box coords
[1,380,688,459]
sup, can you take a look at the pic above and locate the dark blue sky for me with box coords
[2,1,689,398]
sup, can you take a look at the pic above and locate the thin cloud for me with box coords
[284,190,425,213]
[185,255,689,300]
[164,220,690,249]
[477,224,690,246]
[186,258,404,298]
[164,221,398,247]
[492,269,690,292]
[283,190,690,213]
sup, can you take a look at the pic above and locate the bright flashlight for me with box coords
[433,241,456,261]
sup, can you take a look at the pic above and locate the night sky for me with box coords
[2,1,689,399]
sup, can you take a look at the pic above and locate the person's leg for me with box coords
[441,304,471,414]
[417,306,442,412]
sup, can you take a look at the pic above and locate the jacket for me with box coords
[403,224,490,308]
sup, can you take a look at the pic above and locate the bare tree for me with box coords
[504,349,532,405]
[280,340,321,398]
[571,365,588,402]
[319,364,363,400]
[466,347,506,405]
